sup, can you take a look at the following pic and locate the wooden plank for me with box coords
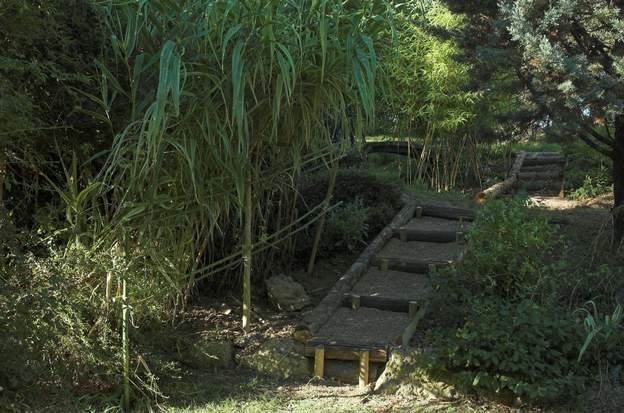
[392,228,458,243]
[341,293,421,313]
[359,351,370,387]
[314,346,325,378]
[402,302,429,347]
[304,343,388,362]
[365,141,422,159]
[371,256,451,274]
[351,295,360,311]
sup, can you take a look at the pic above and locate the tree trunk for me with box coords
[613,115,624,247]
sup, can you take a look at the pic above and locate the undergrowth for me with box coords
[426,197,624,404]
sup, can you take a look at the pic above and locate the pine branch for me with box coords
[579,133,614,159]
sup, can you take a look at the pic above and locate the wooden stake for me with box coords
[415,206,423,218]
[351,295,361,311]
[380,258,389,272]
[409,301,418,318]
[456,231,465,244]
[314,346,325,379]
[399,228,408,242]
[359,350,370,387]
[428,263,437,274]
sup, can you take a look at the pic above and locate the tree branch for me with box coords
[579,133,614,159]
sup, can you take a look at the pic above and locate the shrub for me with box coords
[323,198,370,253]
[300,169,402,237]
[432,298,586,402]
[450,196,563,300]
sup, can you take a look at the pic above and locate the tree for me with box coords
[499,0,624,244]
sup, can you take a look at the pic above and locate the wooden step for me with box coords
[518,170,562,180]
[520,180,563,191]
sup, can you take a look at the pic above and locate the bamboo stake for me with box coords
[307,157,339,275]
[242,173,253,333]
[121,278,130,411]
[359,350,370,387]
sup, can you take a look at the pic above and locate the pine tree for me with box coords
[444,0,624,244]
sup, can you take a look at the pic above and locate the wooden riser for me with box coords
[393,228,464,243]
[342,293,423,313]
[419,205,476,221]
[371,256,451,274]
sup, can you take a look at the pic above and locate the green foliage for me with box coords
[432,298,585,402]
[564,141,613,200]
[323,198,369,253]
[577,301,624,368]
[300,169,402,237]
[451,196,562,299]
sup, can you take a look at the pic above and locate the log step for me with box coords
[393,228,464,243]
[520,164,564,173]
[305,342,388,362]
[420,205,476,221]
[522,157,566,166]
[518,170,562,180]
[342,293,424,313]
[371,256,452,274]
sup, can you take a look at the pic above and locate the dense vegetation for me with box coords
[1,0,623,411]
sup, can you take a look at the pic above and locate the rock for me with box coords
[374,348,457,400]
[179,337,233,369]
[239,338,310,379]
[265,274,311,311]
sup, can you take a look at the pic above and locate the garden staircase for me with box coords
[297,202,474,386]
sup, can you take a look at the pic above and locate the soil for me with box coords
[351,268,432,301]
[314,307,409,347]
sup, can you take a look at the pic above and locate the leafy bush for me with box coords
[569,173,612,200]
[300,169,402,237]
[432,298,585,402]
[323,198,370,253]
[450,196,563,300]
[564,141,613,199]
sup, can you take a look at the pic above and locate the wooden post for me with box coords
[456,231,465,244]
[359,350,370,387]
[314,346,325,379]
[428,263,437,274]
[459,216,464,228]
[415,206,423,218]
[380,258,389,272]
[351,295,361,311]
[399,228,408,242]
[409,301,418,318]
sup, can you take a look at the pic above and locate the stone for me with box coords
[239,338,310,379]
[179,336,233,369]
[265,274,311,311]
